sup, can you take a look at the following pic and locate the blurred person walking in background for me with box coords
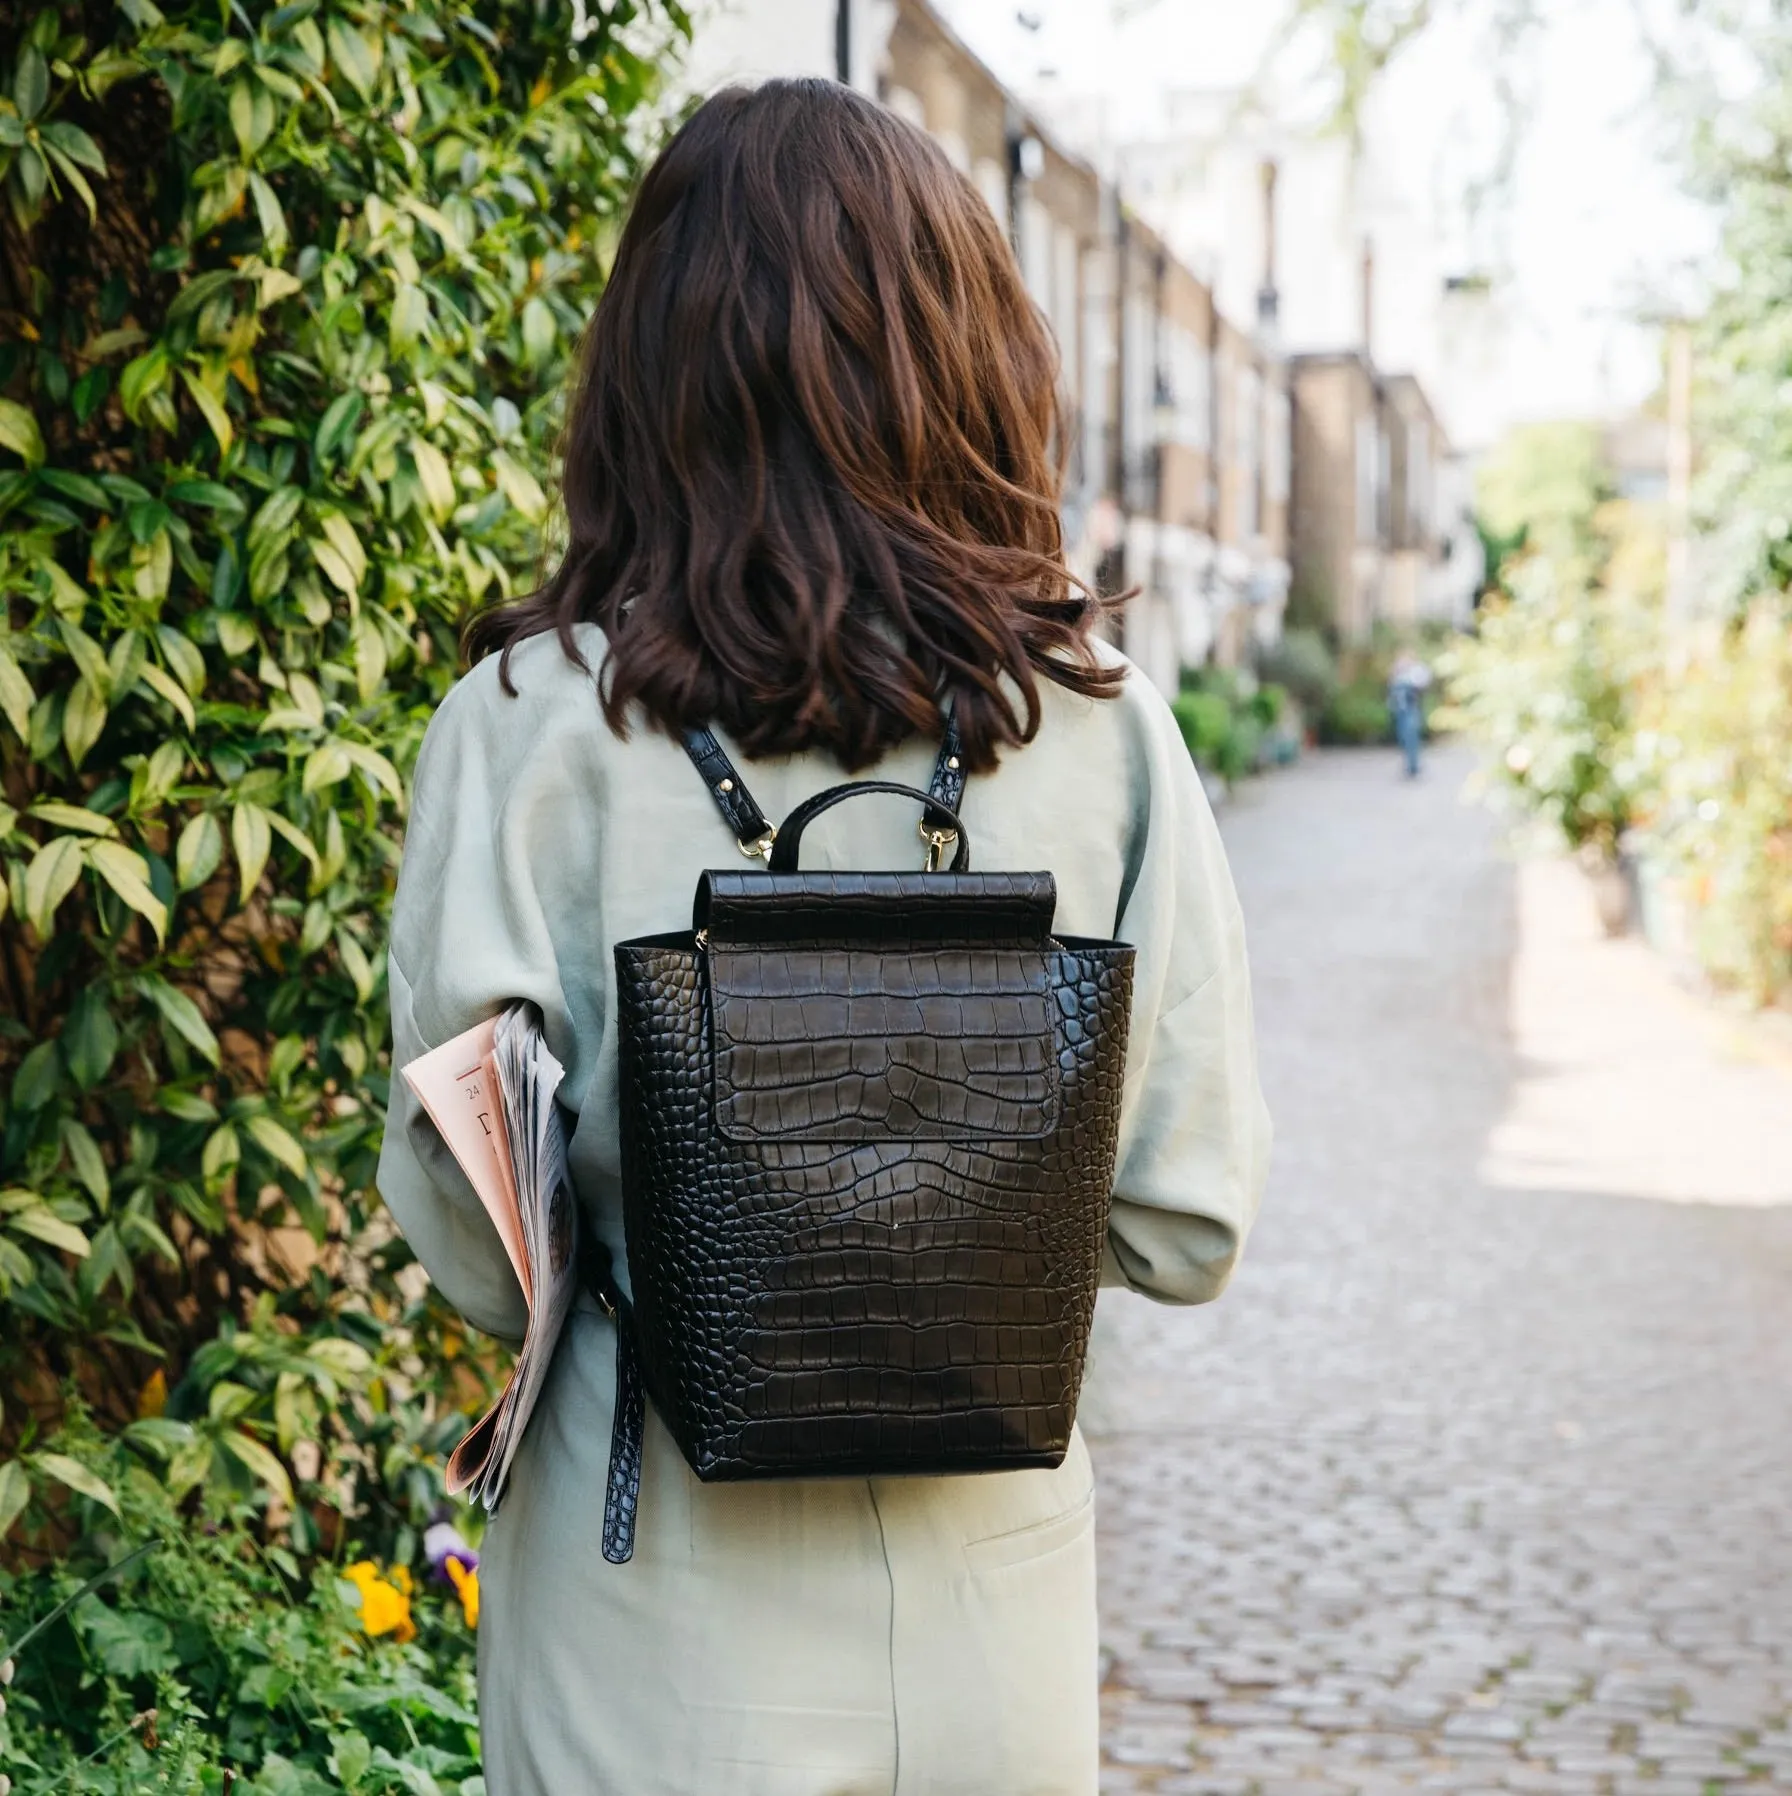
[1388,648,1433,778]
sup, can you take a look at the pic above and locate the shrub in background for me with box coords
[1441,554,1655,860]
[1172,669,1289,784]
[1317,676,1390,747]
[1256,625,1338,729]
[0,0,686,1779]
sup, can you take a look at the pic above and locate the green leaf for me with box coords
[176,812,223,890]
[302,741,352,792]
[353,612,388,704]
[246,1114,308,1178]
[341,741,403,800]
[390,282,430,355]
[167,478,246,521]
[41,120,107,175]
[248,169,289,256]
[118,347,170,423]
[155,624,206,698]
[315,392,364,463]
[326,18,382,101]
[0,398,46,469]
[180,366,235,457]
[0,644,36,742]
[336,928,375,1000]
[138,661,196,731]
[89,839,169,943]
[410,438,456,521]
[13,46,48,122]
[217,613,258,657]
[201,1121,240,1180]
[41,558,91,618]
[56,618,112,695]
[332,1731,374,1788]
[63,986,120,1089]
[232,801,273,902]
[520,295,557,367]
[0,1459,29,1540]
[10,1208,90,1258]
[61,1119,111,1209]
[158,1088,218,1122]
[10,1041,62,1111]
[24,835,84,935]
[33,1452,119,1516]
[264,808,320,867]
[167,268,238,323]
[39,468,110,508]
[62,676,108,769]
[494,449,548,521]
[320,511,367,585]
[42,140,98,224]
[27,801,115,838]
[248,484,305,552]
[305,1337,373,1382]
[139,974,221,1066]
[312,539,357,597]
[83,1606,177,1679]
[220,1428,293,1505]
[109,627,148,699]
[229,78,256,158]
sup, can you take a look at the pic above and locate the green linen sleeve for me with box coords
[375,674,574,1344]
[1102,676,1272,1305]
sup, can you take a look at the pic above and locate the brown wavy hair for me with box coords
[466,78,1121,771]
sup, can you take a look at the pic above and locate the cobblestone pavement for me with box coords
[1087,744,1792,1796]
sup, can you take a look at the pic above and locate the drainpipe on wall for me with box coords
[1107,208,1131,629]
[835,0,850,86]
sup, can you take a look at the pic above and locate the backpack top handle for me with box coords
[767,782,971,874]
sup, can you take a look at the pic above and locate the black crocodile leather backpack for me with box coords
[586,720,1136,1564]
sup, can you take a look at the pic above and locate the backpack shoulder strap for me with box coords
[682,725,777,859]
[682,713,966,863]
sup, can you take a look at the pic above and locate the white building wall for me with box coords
[678,0,835,92]
[679,0,896,96]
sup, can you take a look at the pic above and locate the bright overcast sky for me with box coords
[935,0,1718,446]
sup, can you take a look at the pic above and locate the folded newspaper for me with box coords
[401,1002,579,1512]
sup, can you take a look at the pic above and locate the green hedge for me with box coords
[0,0,686,1782]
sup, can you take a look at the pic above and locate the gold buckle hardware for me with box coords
[920,824,957,873]
[739,829,776,862]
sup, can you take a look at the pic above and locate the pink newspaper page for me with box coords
[400,1019,530,1302]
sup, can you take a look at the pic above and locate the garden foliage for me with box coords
[1447,42,1792,1006]
[0,0,685,1779]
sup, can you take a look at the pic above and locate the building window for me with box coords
[1406,421,1430,545]
[974,158,1008,234]
[1155,324,1210,451]
[1236,366,1261,538]
[1355,413,1377,543]
[1021,196,1052,316]
[1054,225,1080,400]
[1266,388,1290,506]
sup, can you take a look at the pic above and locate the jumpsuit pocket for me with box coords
[963,1488,1096,1573]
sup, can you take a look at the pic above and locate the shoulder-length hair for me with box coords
[466,77,1121,771]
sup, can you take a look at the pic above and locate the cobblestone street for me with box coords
[1089,745,1792,1796]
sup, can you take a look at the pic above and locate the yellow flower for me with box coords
[445,1556,479,1630]
[342,1561,417,1644]
[136,1369,167,1418]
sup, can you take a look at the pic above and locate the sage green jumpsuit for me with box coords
[377,626,1270,1796]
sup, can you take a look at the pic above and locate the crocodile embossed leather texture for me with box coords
[615,870,1135,1483]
